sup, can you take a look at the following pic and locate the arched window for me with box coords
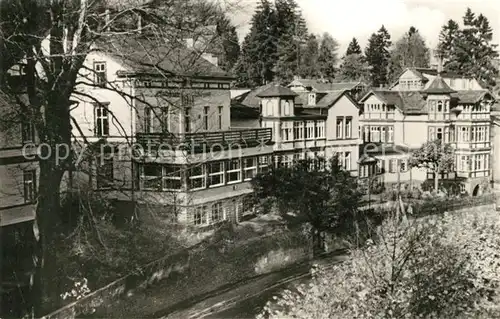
[284,101,290,115]
[266,101,273,116]
[437,100,443,112]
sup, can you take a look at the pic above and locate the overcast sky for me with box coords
[229,0,500,56]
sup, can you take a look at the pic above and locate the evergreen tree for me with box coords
[233,0,278,87]
[317,33,339,80]
[365,25,392,87]
[337,53,370,82]
[437,19,460,63]
[216,17,240,72]
[274,0,308,83]
[388,27,430,82]
[346,37,362,55]
[299,34,320,78]
[437,8,499,87]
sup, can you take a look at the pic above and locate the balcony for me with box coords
[136,128,273,153]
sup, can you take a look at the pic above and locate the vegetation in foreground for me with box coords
[259,207,500,319]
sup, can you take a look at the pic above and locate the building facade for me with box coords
[71,37,274,227]
[359,67,496,195]
[257,85,361,175]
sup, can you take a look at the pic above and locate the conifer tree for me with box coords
[299,34,320,78]
[346,37,362,55]
[365,25,392,87]
[216,17,240,72]
[317,33,339,81]
[437,8,499,87]
[233,0,278,87]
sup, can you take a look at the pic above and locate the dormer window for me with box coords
[308,93,316,106]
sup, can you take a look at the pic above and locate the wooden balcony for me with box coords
[136,128,273,153]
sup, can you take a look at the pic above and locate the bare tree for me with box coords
[0,0,243,316]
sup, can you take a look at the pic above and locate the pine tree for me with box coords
[437,8,499,87]
[233,0,278,87]
[299,34,320,78]
[216,17,240,72]
[365,25,392,87]
[317,33,339,80]
[388,27,430,82]
[346,37,362,55]
[337,53,370,82]
[274,0,308,82]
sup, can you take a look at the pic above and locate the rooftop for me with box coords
[289,79,365,92]
[422,75,456,94]
[257,85,298,98]
[96,36,233,79]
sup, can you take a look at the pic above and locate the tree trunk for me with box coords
[434,171,439,193]
[31,160,64,317]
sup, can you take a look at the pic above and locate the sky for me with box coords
[229,0,500,57]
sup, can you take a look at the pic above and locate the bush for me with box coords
[260,210,500,318]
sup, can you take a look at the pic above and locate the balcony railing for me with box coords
[136,128,273,153]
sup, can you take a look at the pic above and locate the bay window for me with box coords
[315,120,325,138]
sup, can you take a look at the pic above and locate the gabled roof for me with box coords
[453,90,495,104]
[95,36,233,79]
[416,68,473,79]
[257,85,298,98]
[388,67,429,89]
[359,89,427,115]
[422,75,456,94]
[288,79,365,92]
[231,82,278,108]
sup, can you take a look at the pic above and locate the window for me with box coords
[372,126,381,142]
[381,127,387,143]
[444,126,450,143]
[345,117,352,138]
[388,127,394,143]
[204,106,209,130]
[389,159,398,173]
[436,127,443,140]
[163,165,182,190]
[437,100,443,112]
[211,202,224,223]
[363,126,370,142]
[95,104,109,136]
[344,152,351,171]
[97,158,114,189]
[161,107,169,133]
[293,121,303,140]
[283,101,291,116]
[22,120,35,143]
[23,170,36,203]
[93,61,106,87]
[218,106,223,130]
[227,159,241,183]
[258,156,270,173]
[400,159,408,172]
[336,117,344,139]
[141,164,161,190]
[265,101,273,116]
[308,93,316,105]
[281,122,293,141]
[208,162,224,187]
[281,154,293,168]
[184,107,191,133]
[144,107,153,133]
[458,155,469,171]
[189,165,206,190]
[460,127,469,142]
[244,157,258,180]
[194,206,208,226]
[315,120,325,138]
[305,121,315,140]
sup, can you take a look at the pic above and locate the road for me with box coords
[159,251,347,319]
